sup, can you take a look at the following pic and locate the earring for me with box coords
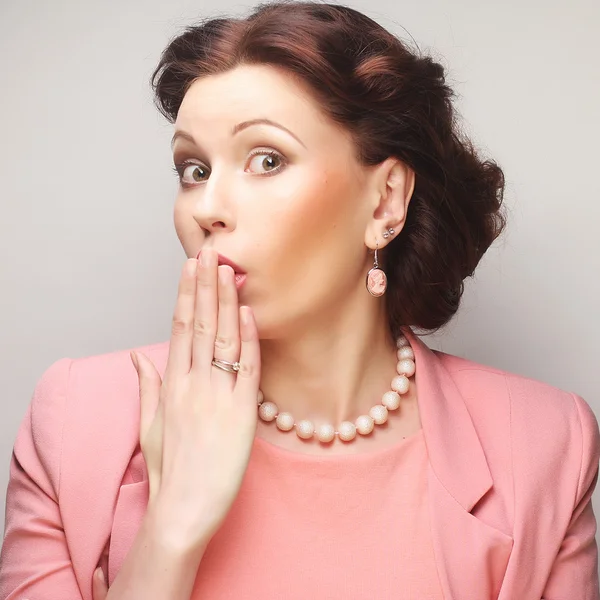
[365,239,388,297]
[382,227,395,239]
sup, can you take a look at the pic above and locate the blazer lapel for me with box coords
[403,327,513,599]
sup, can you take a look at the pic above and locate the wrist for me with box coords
[143,502,210,562]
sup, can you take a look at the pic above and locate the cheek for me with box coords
[256,172,354,285]
[273,171,346,236]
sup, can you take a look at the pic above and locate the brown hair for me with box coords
[150,0,507,336]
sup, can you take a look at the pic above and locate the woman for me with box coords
[1,2,599,599]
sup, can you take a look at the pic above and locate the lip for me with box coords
[195,250,247,275]
[233,273,247,290]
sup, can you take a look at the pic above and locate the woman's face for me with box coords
[172,64,384,338]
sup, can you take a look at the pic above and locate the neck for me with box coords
[257,297,398,427]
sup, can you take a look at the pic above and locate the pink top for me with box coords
[188,427,445,599]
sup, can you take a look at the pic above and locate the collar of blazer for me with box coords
[58,326,514,600]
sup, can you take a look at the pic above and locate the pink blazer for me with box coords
[1,327,599,600]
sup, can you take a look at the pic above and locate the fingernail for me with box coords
[185,258,197,275]
[202,248,216,267]
[240,306,251,326]
[95,567,105,583]
[130,351,139,371]
[218,265,231,285]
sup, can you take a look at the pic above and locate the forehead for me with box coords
[175,64,329,131]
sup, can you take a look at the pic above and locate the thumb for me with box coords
[130,351,161,439]
[92,567,108,600]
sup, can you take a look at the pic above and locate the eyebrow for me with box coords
[170,118,306,149]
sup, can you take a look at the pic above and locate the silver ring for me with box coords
[211,358,240,374]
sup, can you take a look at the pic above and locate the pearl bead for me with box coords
[317,423,336,442]
[356,414,375,435]
[397,346,415,361]
[396,358,416,377]
[396,336,409,348]
[369,404,389,424]
[382,390,401,410]
[276,412,295,431]
[254,335,415,446]
[258,401,277,421]
[296,419,315,439]
[391,375,410,395]
[338,421,357,441]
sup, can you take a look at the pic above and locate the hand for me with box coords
[130,248,261,554]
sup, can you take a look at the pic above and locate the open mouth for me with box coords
[195,249,247,289]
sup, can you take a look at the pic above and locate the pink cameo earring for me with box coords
[366,228,394,297]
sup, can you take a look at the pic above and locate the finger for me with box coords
[208,265,241,388]
[92,567,108,600]
[132,351,161,442]
[191,247,218,377]
[234,305,261,407]
[164,258,199,379]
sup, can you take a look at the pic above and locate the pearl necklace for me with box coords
[257,334,415,443]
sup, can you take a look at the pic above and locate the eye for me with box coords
[246,149,286,176]
[171,149,287,187]
[171,161,208,185]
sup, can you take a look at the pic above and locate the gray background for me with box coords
[1,0,599,553]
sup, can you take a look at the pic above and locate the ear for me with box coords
[363,157,415,249]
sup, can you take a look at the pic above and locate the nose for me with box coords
[191,171,236,234]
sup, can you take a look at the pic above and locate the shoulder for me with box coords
[436,349,600,497]
[30,340,170,406]
[67,339,170,383]
[22,341,170,462]
[437,349,598,437]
